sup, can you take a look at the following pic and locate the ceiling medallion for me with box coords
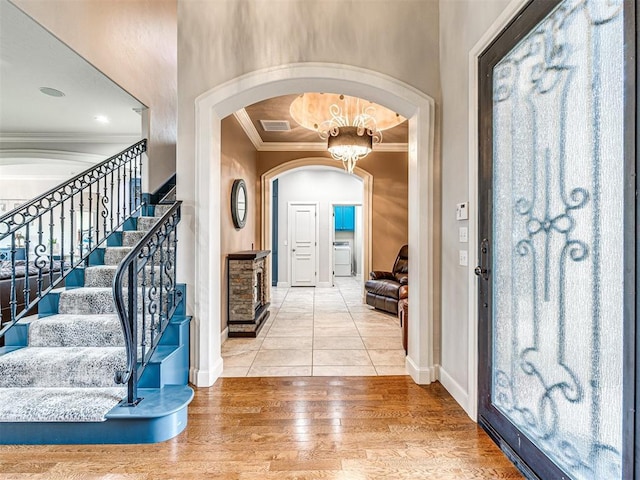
[289,93,405,173]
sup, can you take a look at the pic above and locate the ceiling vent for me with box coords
[259,120,291,132]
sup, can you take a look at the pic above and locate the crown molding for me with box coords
[255,141,408,152]
[233,109,265,150]
[0,149,103,163]
[0,133,141,144]
[233,108,408,153]
[0,174,75,181]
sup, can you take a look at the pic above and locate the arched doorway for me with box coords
[181,63,438,388]
[261,158,372,292]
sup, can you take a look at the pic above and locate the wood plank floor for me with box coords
[0,376,523,479]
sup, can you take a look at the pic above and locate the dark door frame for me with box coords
[476,0,637,478]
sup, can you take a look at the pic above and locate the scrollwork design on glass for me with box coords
[490,0,623,478]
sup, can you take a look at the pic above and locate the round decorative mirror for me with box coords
[231,179,247,229]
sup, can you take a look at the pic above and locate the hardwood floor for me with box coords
[0,376,523,479]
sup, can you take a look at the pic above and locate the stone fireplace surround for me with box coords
[227,250,270,337]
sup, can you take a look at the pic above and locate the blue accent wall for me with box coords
[271,179,278,286]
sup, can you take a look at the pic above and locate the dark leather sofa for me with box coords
[364,244,408,315]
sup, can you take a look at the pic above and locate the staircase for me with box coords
[0,202,193,444]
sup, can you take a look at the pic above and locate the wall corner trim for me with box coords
[406,357,438,384]
[439,366,474,421]
[189,356,223,387]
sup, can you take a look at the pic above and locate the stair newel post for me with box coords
[127,259,139,405]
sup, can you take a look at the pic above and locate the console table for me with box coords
[227,250,270,337]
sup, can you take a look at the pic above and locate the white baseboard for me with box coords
[277,281,291,288]
[189,356,223,387]
[220,326,229,345]
[317,281,332,288]
[406,356,439,384]
[439,366,474,420]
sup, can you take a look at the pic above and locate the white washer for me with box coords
[334,243,351,277]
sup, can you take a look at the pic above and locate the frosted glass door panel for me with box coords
[491,1,623,478]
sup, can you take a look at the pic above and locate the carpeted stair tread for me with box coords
[28,314,123,347]
[0,347,126,388]
[58,288,117,315]
[84,266,119,288]
[104,247,133,266]
[122,230,147,246]
[0,387,125,422]
[84,265,163,288]
[153,204,172,217]
[136,216,159,231]
[0,202,189,439]
[58,287,148,315]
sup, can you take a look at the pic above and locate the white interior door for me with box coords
[289,203,317,287]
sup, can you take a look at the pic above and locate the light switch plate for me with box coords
[459,250,468,266]
[459,227,468,243]
[456,202,469,220]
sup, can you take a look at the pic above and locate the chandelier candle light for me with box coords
[289,93,405,173]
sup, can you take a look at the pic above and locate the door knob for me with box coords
[474,266,485,277]
[475,239,490,281]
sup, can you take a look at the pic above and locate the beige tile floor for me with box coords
[221,276,407,377]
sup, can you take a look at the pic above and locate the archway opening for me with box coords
[182,63,438,388]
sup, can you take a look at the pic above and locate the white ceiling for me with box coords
[0,0,144,142]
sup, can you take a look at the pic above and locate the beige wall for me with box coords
[177,0,439,275]
[438,0,511,396]
[257,151,408,272]
[220,116,259,332]
[14,0,177,191]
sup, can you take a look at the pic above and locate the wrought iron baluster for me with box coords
[69,194,75,267]
[123,163,129,219]
[36,216,43,297]
[113,201,181,406]
[172,215,179,315]
[159,228,166,332]
[117,164,122,226]
[23,223,30,316]
[79,189,85,263]
[0,140,146,337]
[10,233,17,323]
[88,183,94,253]
[133,155,138,213]
[128,260,138,404]
[109,169,115,232]
[49,206,54,287]
[60,199,66,275]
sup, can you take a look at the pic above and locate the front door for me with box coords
[477,1,635,479]
[289,203,317,287]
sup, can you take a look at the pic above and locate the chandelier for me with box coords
[289,93,405,173]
